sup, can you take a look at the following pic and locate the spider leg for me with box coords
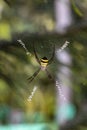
[45,68,54,81]
[27,68,41,83]
[48,44,55,64]
[48,44,55,65]
[33,43,41,65]
[4,0,11,7]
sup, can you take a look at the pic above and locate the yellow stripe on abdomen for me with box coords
[41,62,48,67]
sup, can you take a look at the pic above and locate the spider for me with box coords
[28,43,55,83]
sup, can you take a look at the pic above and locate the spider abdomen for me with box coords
[40,57,48,70]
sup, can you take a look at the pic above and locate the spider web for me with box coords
[17,37,70,101]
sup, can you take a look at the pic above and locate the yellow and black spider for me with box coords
[28,43,55,83]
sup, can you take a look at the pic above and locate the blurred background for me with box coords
[0,0,87,130]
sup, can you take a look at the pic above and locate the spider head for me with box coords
[40,57,48,70]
